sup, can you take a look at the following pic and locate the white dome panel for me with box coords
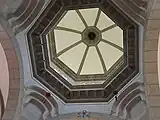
[102,26,123,48]
[98,42,123,70]
[81,47,104,75]
[54,29,81,53]
[97,11,115,30]
[57,10,85,31]
[59,43,86,73]
[79,8,98,26]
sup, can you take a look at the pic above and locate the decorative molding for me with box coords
[0,24,21,120]
[23,85,58,119]
[27,0,140,103]
[111,0,147,25]
[111,81,147,119]
[6,0,45,34]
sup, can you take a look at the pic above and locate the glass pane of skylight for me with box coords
[57,10,85,31]
[59,43,86,73]
[79,8,98,26]
[81,47,104,75]
[97,11,115,30]
[102,26,123,48]
[98,42,123,70]
[54,29,81,53]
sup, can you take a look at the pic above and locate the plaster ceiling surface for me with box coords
[27,0,139,102]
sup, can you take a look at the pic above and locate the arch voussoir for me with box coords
[145,0,160,119]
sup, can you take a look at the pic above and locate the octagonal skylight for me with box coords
[51,8,123,75]
[28,0,139,102]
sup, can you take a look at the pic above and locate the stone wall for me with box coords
[0,23,21,120]
[145,0,160,120]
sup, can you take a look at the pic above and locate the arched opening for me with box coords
[158,32,160,88]
[0,24,20,120]
[0,42,9,107]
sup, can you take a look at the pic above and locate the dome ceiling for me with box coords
[27,0,139,103]
[47,8,124,86]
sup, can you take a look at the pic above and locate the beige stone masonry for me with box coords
[148,96,160,107]
[144,39,158,51]
[144,62,158,73]
[145,0,160,119]
[150,10,160,19]
[0,24,20,120]
[144,51,157,62]
[145,73,159,85]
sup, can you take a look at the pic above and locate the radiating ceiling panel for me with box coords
[54,29,81,53]
[97,12,115,30]
[81,47,104,75]
[57,10,85,31]
[79,8,98,26]
[98,42,123,70]
[59,43,86,73]
[102,26,123,48]
[28,1,140,102]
